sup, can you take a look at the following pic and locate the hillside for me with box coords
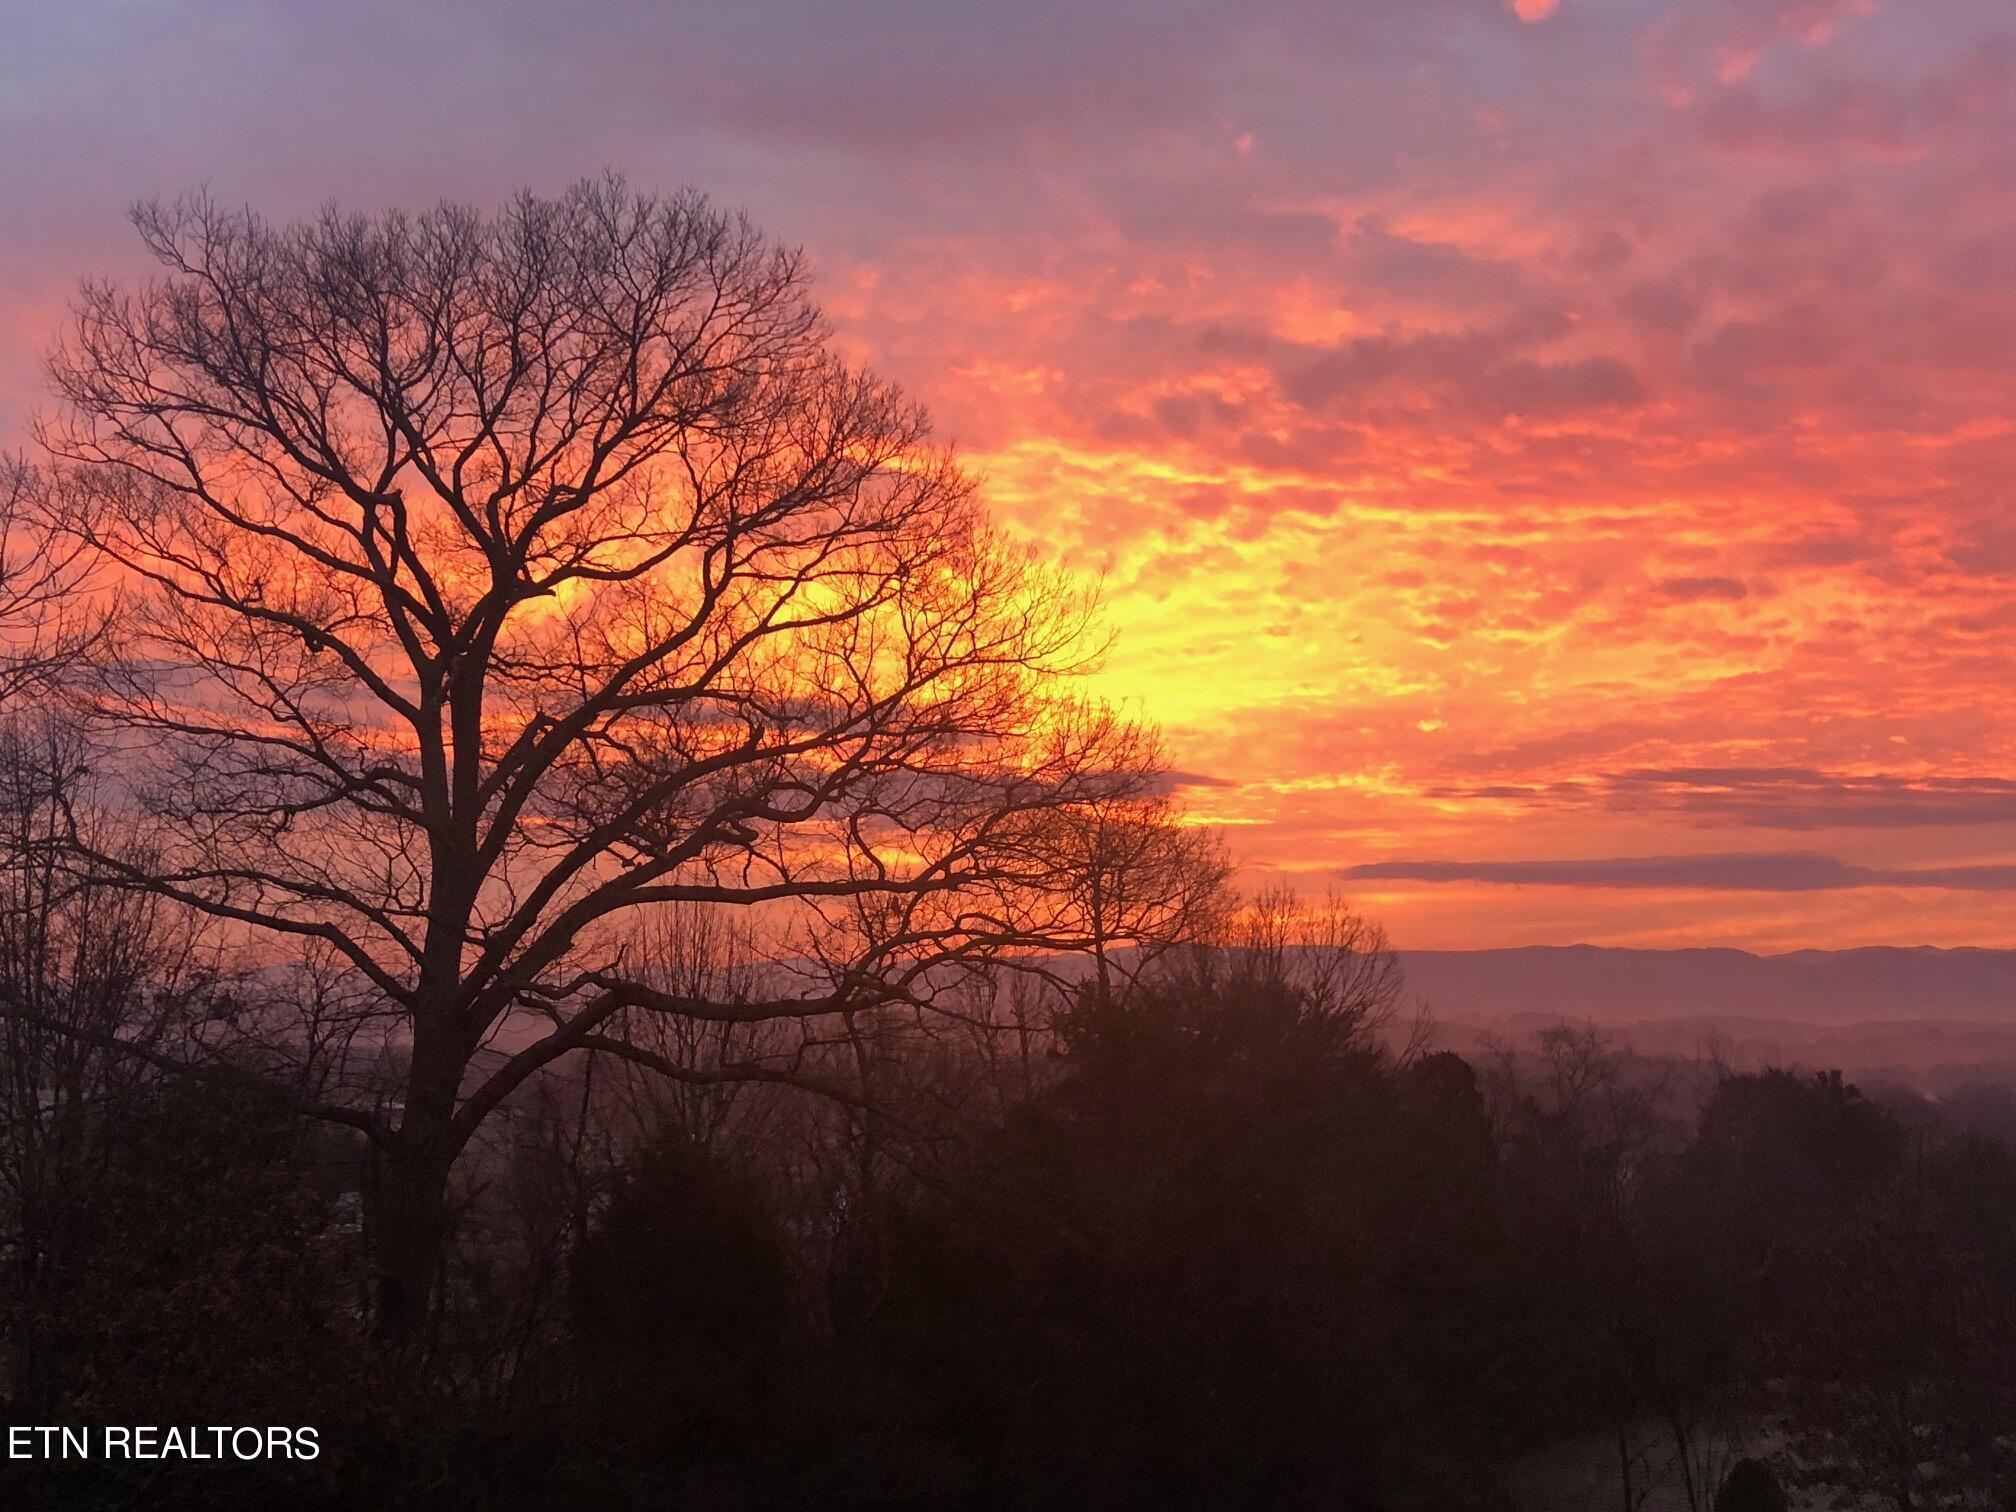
[1398,944,2016,1025]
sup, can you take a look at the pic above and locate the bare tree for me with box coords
[1152,884,1407,1033]
[1045,788,1229,1006]
[0,718,204,1406]
[35,178,1175,1347]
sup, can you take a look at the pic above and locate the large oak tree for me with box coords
[37,179,1187,1344]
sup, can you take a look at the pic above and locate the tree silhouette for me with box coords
[35,177,1170,1348]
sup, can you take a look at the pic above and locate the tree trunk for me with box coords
[372,1140,454,1349]
[371,1019,464,1352]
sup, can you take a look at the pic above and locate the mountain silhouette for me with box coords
[1398,944,2016,1025]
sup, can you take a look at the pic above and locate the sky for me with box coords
[6,0,2016,951]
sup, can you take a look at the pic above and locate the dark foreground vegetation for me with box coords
[6,893,2016,1511]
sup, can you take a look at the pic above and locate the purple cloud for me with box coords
[1345,852,2016,891]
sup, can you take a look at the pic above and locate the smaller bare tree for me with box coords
[0,460,100,708]
[0,718,205,1408]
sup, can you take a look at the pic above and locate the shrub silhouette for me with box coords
[1714,1457,1789,1512]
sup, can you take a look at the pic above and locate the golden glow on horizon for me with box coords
[814,174,2016,949]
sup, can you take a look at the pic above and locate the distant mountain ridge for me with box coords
[1396,944,2016,1025]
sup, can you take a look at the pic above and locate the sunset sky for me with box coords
[7,0,2016,951]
